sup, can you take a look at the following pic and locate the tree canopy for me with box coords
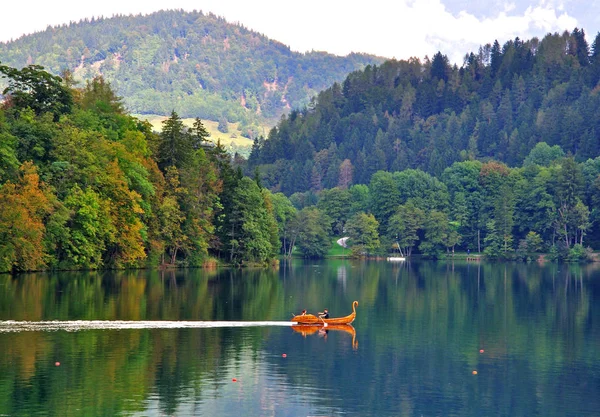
[248,29,600,197]
[0,64,288,272]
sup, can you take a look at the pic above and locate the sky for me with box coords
[2,0,599,64]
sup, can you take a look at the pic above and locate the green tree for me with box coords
[317,187,352,235]
[553,156,585,248]
[61,185,115,269]
[159,166,188,265]
[227,177,278,265]
[270,192,297,256]
[0,120,19,182]
[345,212,380,255]
[479,161,511,252]
[443,221,461,255]
[369,171,400,232]
[430,51,450,82]
[518,231,543,257]
[182,147,221,265]
[190,118,210,150]
[419,210,449,258]
[261,188,282,259]
[349,184,370,215]
[0,63,73,120]
[80,76,124,115]
[157,111,193,171]
[494,182,515,253]
[573,199,591,245]
[483,220,503,258]
[513,165,556,245]
[387,202,424,256]
[210,142,243,258]
[393,169,449,212]
[442,161,483,251]
[290,207,332,258]
[523,142,565,167]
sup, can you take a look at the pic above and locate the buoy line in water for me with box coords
[0,320,297,333]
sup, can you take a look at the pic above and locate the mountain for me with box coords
[0,9,385,136]
[247,29,600,194]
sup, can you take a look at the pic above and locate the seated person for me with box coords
[300,309,307,315]
[318,309,329,319]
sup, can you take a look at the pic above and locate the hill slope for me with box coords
[247,29,600,194]
[0,9,385,134]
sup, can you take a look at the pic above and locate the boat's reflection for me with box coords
[292,324,358,350]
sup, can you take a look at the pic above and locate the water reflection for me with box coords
[0,261,598,416]
[291,324,358,350]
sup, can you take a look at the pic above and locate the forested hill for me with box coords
[0,9,384,132]
[247,28,600,194]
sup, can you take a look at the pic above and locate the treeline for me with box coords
[248,28,600,194]
[280,146,600,260]
[1,65,596,271]
[0,10,383,130]
[0,63,289,273]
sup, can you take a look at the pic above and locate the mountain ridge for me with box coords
[0,9,385,135]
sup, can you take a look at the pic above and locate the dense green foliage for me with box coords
[0,64,285,272]
[3,25,600,263]
[244,28,600,259]
[283,153,600,259]
[289,207,332,258]
[0,10,383,132]
[248,29,600,194]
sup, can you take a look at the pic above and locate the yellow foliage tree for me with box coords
[0,162,53,272]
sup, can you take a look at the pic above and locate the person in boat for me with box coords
[301,309,307,315]
[318,309,329,319]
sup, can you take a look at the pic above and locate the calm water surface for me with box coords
[0,260,599,416]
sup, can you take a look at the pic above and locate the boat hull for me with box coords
[291,301,358,325]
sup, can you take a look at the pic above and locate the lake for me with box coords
[1,260,599,416]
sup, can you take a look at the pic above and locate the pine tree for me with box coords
[157,111,193,172]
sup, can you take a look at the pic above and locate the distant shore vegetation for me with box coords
[3,26,600,272]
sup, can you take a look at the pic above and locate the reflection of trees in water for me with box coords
[0,261,599,415]
[337,265,347,289]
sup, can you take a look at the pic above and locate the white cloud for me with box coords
[0,0,579,65]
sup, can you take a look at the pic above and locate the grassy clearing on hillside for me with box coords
[328,237,350,258]
[134,114,264,157]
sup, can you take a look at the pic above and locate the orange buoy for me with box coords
[479,349,484,353]
[282,353,287,358]
[232,378,237,382]
[472,370,478,375]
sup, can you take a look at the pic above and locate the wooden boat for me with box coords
[291,301,358,325]
[292,323,358,349]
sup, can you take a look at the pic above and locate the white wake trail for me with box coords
[0,320,297,333]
